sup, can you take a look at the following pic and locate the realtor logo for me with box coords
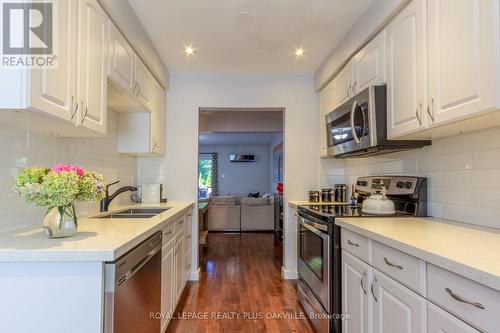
[1,1,57,68]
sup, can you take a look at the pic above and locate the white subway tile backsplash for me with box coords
[324,127,500,229]
[0,110,138,232]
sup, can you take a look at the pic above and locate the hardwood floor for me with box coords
[166,233,315,333]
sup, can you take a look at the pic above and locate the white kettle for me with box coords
[362,181,395,215]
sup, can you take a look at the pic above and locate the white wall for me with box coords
[0,111,137,232]
[200,144,270,196]
[321,127,500,229]
[138,73,319,276]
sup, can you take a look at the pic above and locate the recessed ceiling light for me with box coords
[295,48,305,57]
[184,45,196,56]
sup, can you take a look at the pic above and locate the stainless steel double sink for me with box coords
[97,208,170,219]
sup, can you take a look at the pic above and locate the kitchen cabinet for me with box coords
[372,269,426,333]
[353,30,386,94]
[174,228,185,303]
[334,59,355,107]
[161,237,174,333]
[135,57,155,113]
[427,0,500,126]
[76,0,109,135]
[319,79,335,157]
[427,302,480,333]
[117,79,166,156]
[0,0,108,137]
[28,0,77,125]
[108,21,136,95]
[386,0,427,139]
[342,251,371,333]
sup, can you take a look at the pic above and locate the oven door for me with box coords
[326,92,372,157]
[297,214,331,312]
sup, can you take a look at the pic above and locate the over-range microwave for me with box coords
[325,85,431,158]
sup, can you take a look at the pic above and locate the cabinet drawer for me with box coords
[427,264,500,333]
[372,241,425,295]
[162,220,174,245]
[341,228,370,263]
[427,301,480,333]
[175,214,186,235]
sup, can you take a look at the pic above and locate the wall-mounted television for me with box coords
[229,154,255,162]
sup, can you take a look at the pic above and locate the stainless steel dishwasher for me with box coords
[104,232,162,333]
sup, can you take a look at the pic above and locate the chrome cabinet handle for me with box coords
[347,85,352,98]
[416,104,423,125]
[427,98,435,121]
[371,276,378,302]
[347,239,360,247]
[352,81,357,94]
[187,235,191,239]
[384,257,403,270]
[70,96,79,121]
[178,220,184,225]
[445,288,485,310]
[133,81,138,96]
[164,230,172,236]
[186,264,191,269]
[137,84,141,97]
[360,270,367,295]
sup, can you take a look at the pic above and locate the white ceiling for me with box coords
[128,0,371,73]
[199,132,282,145]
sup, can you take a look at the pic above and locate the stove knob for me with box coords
[405,182,413,189]
[396,181,405,189]
[357,181,363,186]
[362,181,368,187]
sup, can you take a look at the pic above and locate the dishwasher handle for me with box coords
[117,250,158,286]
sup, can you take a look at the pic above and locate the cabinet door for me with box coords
[427,0,500,125]
[151,81,166,155]
[372,270,426,333]
[427,302,480,333]
[77,0,108,134]
[386,0,427,139]
[108,21,135,95]
[353,30,386,94]
[174,236,185,302]
[334,60,354,107]
[319,79,335,157]
[161,240,174,333]
[135,57,155,112]
[29,0,77,123]
[342,251,372,333]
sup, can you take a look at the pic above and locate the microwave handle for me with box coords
[350,100,361,144]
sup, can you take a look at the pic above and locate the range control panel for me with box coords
[355,176,422,196]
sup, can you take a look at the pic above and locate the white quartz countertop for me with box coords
[0,201,194,262]
[336,217,500,292]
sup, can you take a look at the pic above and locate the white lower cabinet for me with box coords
[342,251,372,333]
[427,302,480,333]
[341,227,486,333]
[371,269,426,333]
[161,237,174,332]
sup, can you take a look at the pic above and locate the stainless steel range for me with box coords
[297,176,427,333]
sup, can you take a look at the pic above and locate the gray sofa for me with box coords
[208,195,274,231]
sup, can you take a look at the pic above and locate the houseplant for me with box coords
[14,164,106,238]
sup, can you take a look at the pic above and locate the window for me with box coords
[198,158,213,199]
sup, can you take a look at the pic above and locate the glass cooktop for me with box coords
[298,204,411,223]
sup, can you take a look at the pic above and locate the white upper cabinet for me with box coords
[76,0,108,134]
[342,251,372,333]
[386,0,427,139]
[334,59,355,107]
[151,82,166,155]
[427,0,500,125]
[135,57,155,113]
[319,79,335,157]
[353,30,386,94]
[372,270,426,333]
[108,22,135,95]
[28,0,77,124]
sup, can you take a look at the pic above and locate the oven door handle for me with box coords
[298,281,326,315]
[350,100,362,145]
[298,218,328,237]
